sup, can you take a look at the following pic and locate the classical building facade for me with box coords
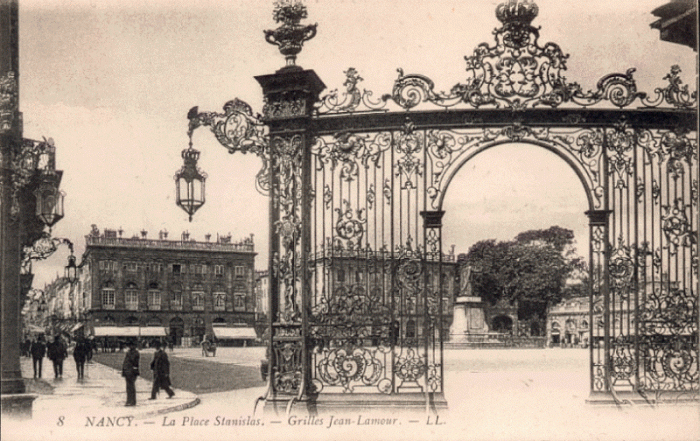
[547,296,592,347]
[81,226,257,346]
[309,249,459,342]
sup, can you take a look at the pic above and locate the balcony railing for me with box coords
[86,234,254,253]
[310,247,456,263]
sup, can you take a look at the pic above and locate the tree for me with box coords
[464,226,585,325]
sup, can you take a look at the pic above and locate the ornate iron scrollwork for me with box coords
[187,98,270,195]
[0,71,19,133]
[318,4,695,114]
[272,340,303,394]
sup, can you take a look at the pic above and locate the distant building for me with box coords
[80,226,257,346]
[547,296,592,347]
[546,277,690,348]
[309,248,458,341]
[255,270,269,317]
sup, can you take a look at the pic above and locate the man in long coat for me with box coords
[30,335,46,379]
[73,337,88,379]
[149,341,175,399]
[121,340,140,406]
[47,335,68,379]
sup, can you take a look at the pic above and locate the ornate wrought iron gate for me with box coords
[186,0,697,412]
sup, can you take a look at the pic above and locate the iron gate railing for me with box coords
[186,0,698,410]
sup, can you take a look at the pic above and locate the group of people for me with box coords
[28,334,88,379]
[26,334,176,407]
[121,340,175,407]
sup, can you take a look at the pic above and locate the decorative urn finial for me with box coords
[264,0,317,69]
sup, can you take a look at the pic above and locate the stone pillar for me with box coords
[255,66,325,413]
[1,0,25,396]
[1,0,37,418]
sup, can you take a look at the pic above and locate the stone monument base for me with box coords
[261,392,448,417]
[0,393,37,420]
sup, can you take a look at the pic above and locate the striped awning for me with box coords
[27,324,45,333]
[93,326,167,337]
[140,327,166,337]
[212,327,257,339]
[93,326,140,337]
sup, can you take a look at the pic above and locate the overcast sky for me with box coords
[18,0,696,287]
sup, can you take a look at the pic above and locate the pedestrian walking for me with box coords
[30,335,46,379]
[149,341,175,399]
[22,338,31,357]
[73,337,88,379]
[86,337,94,363]
[47,335,68,379]
[121,340,140,406]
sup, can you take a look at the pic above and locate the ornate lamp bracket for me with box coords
[22,234,73,265]
[7,137,62,221]
[185,98,270,197]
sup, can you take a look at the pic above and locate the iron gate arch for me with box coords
[431,137,598,212]
[185,0,698,412]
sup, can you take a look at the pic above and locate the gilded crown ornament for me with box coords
[264,0,317,68]
[496,0,539,26]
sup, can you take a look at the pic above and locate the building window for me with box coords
[192,292,205,310]
[99,260,118,272]
[125,289,139,311]
[214,265,224,277]
[442,297,450,314]
[337,269,345,283]
[148,290,161,310]
[234,265,245,278]
[214,292,226,311]
[172,264,181,274]
[171,291,182,310]
[234,294,245,312]
[125,262,138,272]
[102,288,115,309]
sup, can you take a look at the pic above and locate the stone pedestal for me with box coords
[449,296,489,343]
[1,394,38,420]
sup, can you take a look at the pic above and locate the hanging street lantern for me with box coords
[64,252,78,284]
[174,136,207,221]
[33,172,65,229]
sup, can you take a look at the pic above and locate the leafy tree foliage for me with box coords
[464,226,585,323]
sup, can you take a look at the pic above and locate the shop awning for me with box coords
[93,326,140,337]
[71,323,84,332]
[212,327,257,340]
[27,324,45,333]
[93,326,167,337]
[140,327,167,337]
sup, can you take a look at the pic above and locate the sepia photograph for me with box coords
[1,0,698,440]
